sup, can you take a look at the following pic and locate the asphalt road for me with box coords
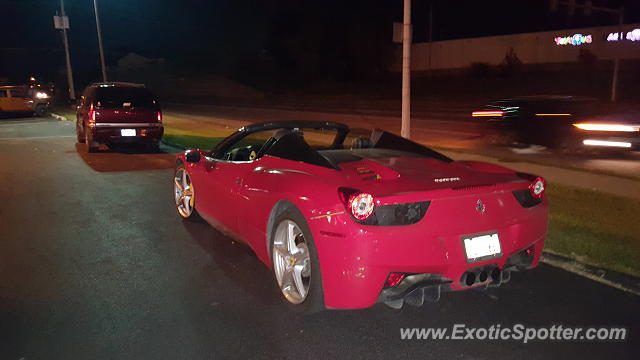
[0,116,638,359]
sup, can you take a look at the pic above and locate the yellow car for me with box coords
[0,86,50,117]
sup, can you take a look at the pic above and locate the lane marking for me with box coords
[0,135,75,140]
[0,120,58,126]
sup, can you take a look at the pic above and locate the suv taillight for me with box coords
[156,111,162,123]
[88,104,96,123]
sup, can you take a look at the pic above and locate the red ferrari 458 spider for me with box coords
[173,121,548,311]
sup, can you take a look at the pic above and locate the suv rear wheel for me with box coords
[85,127,99,153]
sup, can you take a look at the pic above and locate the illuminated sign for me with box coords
[554,34,592,46]
[607,29,640,42]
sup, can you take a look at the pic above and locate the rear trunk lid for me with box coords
[94,86,159,124]
[339,156,524,196]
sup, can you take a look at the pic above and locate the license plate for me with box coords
[120,129,136,137]
[463,233,501,262]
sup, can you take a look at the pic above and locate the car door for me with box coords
[0,89,8,111]
[190,130,274,238]
[5,88,30,112]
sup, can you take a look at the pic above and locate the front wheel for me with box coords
[34,104,48,117]
[271,209,324,313]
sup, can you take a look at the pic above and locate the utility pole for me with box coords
[56,0,75,100]
[427,0,433,77]
[401,0,411,139]
[93,0,108,82]
[610,8,624,102]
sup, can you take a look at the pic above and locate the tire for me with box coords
[174,164,203,222]
[270,208,324,313]
[34,104,48,117]
[85,128,98,153]
[76,125,85,143]
[146,140,160,153]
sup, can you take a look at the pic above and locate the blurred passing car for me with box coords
[0,85,50,117]
[76,82,163,152]
[473,95,640,151]
[173,121,548,311]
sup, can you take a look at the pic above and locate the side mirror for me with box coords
[185,150,201,163]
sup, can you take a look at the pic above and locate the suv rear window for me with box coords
[94,87,156,108]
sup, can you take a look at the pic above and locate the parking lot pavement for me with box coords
[0,118,638,359]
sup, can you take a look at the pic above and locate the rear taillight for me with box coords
[156,111,162,123]
[472,110,504,117]
[529,177,546,199]
[384,273,406,288]
[88,104,96,123]
[349,193,375,220]
[339,188,375,221]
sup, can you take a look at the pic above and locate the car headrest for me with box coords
[351,137,372,149]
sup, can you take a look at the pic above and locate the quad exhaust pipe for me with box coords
[461,267,511,287]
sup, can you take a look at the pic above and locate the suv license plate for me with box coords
[121,129,136,137]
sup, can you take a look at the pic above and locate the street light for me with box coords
[93,0,108,82]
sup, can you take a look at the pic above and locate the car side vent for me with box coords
[512,189,543,208]
[360,201,430,226]
[355,166,381,180]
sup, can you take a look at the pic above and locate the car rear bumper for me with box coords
[309,200,548,309]
[89,123,164,143]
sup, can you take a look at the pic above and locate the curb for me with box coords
[161,139,187,151]
[50,113,68,121]
[541,251,640,296]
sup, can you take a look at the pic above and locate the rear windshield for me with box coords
[95,87,156,108]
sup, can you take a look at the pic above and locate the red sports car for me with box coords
[173,121,548,311]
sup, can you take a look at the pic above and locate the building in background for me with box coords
[393,23,640,73]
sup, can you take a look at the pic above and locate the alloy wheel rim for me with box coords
[272,220,311,304]
[174,168,194,218]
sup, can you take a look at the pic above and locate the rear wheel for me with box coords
[146,140,160,153]
[174,165,202,221]
[76,126,85,143]
[271,209,324,313]
[85,128,98,153]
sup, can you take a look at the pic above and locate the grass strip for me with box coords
[545,183,640,277]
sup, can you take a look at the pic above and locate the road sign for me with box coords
[54,15,69,30]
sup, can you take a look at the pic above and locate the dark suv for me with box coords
[76,82,163,152]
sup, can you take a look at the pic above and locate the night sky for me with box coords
[1,0,638,84]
